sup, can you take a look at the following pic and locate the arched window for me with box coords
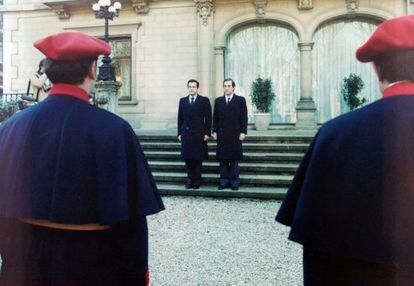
[225,23,300,123]
[312,18,381,123]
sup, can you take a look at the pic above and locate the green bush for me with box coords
[251,77,275,113]
[0,100,18,123]
[341,73,366,111]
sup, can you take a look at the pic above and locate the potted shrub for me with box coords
[0,100,18,123]
[251,77,275,131]
[341,73,366,111]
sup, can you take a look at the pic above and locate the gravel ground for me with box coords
[148,196,302,286]
[0,196,302,285]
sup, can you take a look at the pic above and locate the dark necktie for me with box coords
[190,96,195,104]
[227,97,231,104]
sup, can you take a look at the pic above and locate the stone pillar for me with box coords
[214,46,225,99]
[94,81,121,114]
[296,42,317,129]
[195,0,214,102]
[408,0,414,14]
[197,10,214,101]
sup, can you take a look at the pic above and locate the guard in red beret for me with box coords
[0,31,164,286]
[276,15,414,285]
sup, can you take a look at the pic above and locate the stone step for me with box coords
[145,151,304,163]
[157,184,287,199]
[141,142,308,152]
[138,135,313,144]
[152,172,292,187]
[148,161,298,175]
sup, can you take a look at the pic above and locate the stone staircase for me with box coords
[137,130,316,199]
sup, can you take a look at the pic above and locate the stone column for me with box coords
[94,81,122,114]
[195,0,214,102]
[296,42,317,129]
[214,46,225,99]
[408,0,414,14]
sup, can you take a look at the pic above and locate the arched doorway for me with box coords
[225,23,300,123]
[312,18,381,123]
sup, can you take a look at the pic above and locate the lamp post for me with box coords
[92,0,122,81]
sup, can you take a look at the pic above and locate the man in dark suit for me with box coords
[212,78,248,191]
[276,15,414,285]
[177,79,212,189]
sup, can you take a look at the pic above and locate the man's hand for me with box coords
[178,135,181,142]
[212,133,217,140]
[204,135,209,141]
[239,133,246,141]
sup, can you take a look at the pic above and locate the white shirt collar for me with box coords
[225,93,234,102]
[189,94,198,103]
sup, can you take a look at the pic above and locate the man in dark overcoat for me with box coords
[177,79,212,189]
[212,78,248,190]
[276,15,414,285]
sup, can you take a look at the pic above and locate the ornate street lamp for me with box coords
[92,0,122,81]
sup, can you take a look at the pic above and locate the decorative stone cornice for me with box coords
[298,42,314,51]
[53,5,70,19]
[214,46,226,55]
[194,0,213,26]
[298,0,313,10]
[346,0,358,12]
[43,1,75,19]
[253,0,267,18]
[131,0,150,14]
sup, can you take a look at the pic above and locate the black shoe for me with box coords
[231,186,239,191]
[218,185,227,190]
[193,185,200,189]
[186,183,193,189]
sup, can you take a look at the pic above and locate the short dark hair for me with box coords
[223,78,235,87]
[37,58,46,73]
[187,79,199,88]
[374,50,414,83]
[44,57,96,85]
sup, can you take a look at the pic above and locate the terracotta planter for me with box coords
[254,113,271,131]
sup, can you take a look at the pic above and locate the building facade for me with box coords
[0,0,412,130]
[0,0,3,93]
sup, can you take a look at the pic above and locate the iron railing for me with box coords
[1,93,36,103]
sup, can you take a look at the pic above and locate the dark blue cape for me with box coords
[277,95,414,267]
[0,94,164,225]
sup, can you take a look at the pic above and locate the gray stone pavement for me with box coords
[148,196,302,286]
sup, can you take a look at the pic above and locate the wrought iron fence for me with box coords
[1,93,35,102]
[0,93,37,122]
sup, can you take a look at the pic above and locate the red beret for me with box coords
[34,31,111,61]
[356,15,414,62]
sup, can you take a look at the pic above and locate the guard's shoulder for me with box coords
[318,100,382,139]
[88,105,132,133]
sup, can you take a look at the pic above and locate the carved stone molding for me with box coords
[214,46,226,55]
[253,0,267,18]
[131,0,150,14]
[298,42,314,52]
[54,5,70,19]
[195,0,213,26]
[298,0,313,10]
[346,0,358,12]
